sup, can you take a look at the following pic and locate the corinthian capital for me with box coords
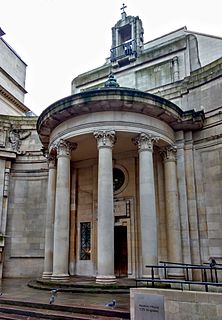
[94,130,116,148]
[133,133,159,152]
[55,139,77,158]
[160,145,177,162]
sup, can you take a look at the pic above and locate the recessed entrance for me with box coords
[114,226,128,277]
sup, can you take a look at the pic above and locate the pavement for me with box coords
[0,278,130,311]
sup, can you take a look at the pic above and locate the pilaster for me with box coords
[0,160,11,278]
[161,145,183,277]
[175,131,192,267]
[42,155,57,279]
[184,131,201,278]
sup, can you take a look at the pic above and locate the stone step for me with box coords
[0,312,43,320]
[0,299,130,319]
[0,306,101,319]
[29,279,132,294]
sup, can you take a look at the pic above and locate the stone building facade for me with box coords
[1,10,222,282]
[0,28,29,116]
[0,30,45,278]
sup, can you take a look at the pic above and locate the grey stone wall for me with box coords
[4,170,47,277]
[0,116,48,278]
[131,288,222,320]
[193,33,222,67]
[193,114,222,268]
[0,38,26,103]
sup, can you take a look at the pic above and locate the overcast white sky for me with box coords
[1,0,222,115]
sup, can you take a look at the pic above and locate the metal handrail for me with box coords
[136,277,222,292]
[143,264,222,291]
[135,263,222,292]
[158,261,221,282]
[159,260,204,267]
[110,40,137,62]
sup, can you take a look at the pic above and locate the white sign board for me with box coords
[134,293,165,320]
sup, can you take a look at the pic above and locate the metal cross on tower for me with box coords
[120,3,127,13]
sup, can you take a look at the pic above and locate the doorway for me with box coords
[114,226,128,277]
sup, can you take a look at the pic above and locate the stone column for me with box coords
[161,145,183,277]
[42,155,56,279]
[134,133,159,277]
[94,130,116,284]
[51,140,76,281]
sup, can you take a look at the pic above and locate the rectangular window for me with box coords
[80,222,91,260]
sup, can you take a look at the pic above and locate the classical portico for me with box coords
[2,5,222,287]
[37,83,204,282]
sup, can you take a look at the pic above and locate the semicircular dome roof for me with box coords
[37,86,204,147]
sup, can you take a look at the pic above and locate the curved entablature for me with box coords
[37,87,204,148]
[48,111,175,149]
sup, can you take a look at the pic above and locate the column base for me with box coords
[51,273,69,281]
[42,272,52,279]
[96,275,116,284]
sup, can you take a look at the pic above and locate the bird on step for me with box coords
[105,299,116,307]
[49,288,59,305]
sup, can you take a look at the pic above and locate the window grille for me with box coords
[80,222,91,260]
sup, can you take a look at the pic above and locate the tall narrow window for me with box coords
[80,222,91,260]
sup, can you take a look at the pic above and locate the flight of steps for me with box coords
[0,299,130,319]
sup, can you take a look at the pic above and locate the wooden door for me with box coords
[114,226,128,277]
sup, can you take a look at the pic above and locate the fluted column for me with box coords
[134,133,159,277]
[161,145,183,277]
[42,155,56,279]
[51,139,76,281]
[94,130,116,284]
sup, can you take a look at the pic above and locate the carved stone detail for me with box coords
[133,133,159,152]
[55,139,77,158]
[8,128,31,153]
[172,56,179,81]
[94,130,116,148]
[160,145,177,162]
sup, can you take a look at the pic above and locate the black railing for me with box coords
[136,262,222,292]
[159,260,220,282]
[110,40,137,62]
